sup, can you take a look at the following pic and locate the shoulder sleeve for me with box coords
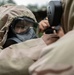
[3,40,17,48]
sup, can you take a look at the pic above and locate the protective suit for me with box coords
[0,4,47,75]
[29,0,74,75]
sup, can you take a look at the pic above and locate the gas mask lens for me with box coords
[11,17,38,34]
[14,20,33,34]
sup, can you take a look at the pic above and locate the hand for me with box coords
[56,27,64,38]
[39,18,50,32]
[41,33,59,45]
[41,26,64,45]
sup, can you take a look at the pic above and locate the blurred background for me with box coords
[0,0,50,22]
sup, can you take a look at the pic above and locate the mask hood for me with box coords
[0,4,37,46]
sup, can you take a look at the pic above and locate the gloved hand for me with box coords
[41,33,59,45]
[41,26,64,45]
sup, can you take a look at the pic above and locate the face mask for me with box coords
[8,17,38,43]
[15,27,37,42]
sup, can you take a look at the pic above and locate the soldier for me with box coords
[0,4,38,48]
[3,16,37,48]
[29,0,74,75]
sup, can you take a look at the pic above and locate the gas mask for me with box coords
[45,0,63,34]
[8,16,38,43]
